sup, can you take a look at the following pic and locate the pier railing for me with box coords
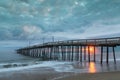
[19,37,120,49]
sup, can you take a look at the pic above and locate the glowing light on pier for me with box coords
[85,46,95,55]
[89,46,94,54]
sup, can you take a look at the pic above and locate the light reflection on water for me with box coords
[73,61,119,73]
[89,62,96,73]
[87,61,119,73]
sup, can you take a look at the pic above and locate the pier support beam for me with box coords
[106,46,109,64]
[56,46,59,61]
[94,46,96,62]
[71,46,74,61]
[66,46,68,61]
[50,47,53,60]
[88,46,90,62]
[84,46,86,61]
[68,46,71,61]
[65,46,67,61]
[53,47,55,60]
[63,46,65,61]
[61,46,64,61]
[101,46,103,64]
[76,46,79,61]
[80,46,82,62]
[113,46,116,64]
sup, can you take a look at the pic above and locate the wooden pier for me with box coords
[17,37,120,64]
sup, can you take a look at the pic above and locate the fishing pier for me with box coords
[17,37,120,64]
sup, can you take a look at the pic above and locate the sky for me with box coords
[0,0,120,41]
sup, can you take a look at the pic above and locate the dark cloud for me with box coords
[0,0,120,40]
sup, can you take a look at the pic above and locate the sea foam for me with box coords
[0,61,73,73]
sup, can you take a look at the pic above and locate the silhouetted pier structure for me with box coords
[17,37,120,64]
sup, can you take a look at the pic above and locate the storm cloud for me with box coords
[0,0,120,40]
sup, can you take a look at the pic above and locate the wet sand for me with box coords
[56,71,120,80]
[0,69,120,80]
